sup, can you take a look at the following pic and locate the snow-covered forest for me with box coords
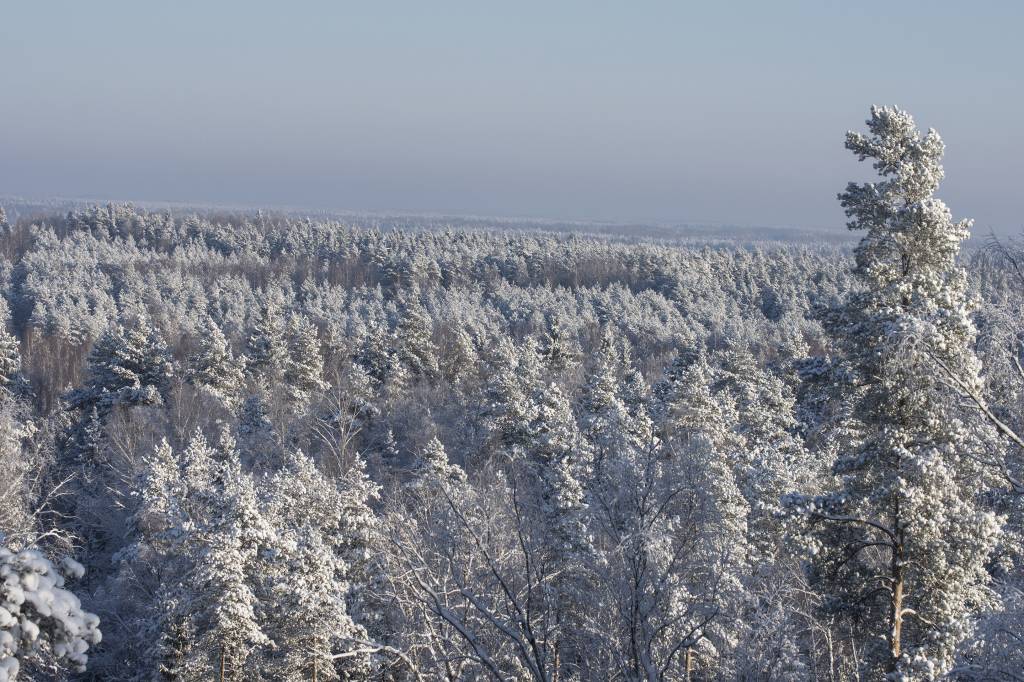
[1,108,1022,680]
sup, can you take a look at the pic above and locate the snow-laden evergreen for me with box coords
[0,543,100,681]
[187,317,246,408]
[787,106,1005,679]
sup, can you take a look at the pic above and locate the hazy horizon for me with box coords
[2,1,1021,233]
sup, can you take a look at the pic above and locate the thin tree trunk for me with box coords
[887,523,905,674]
[312,656,317,682]
[220,646,226,682]
[684,646,693,682]
[823,625,834,681]
[888,568,904,672]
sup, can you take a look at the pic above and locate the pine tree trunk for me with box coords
[312,656,317,682]
[220,646,226,682]
[684,646,693,682]
[887,522,905,674]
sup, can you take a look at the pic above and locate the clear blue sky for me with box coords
[1,1,1021,232]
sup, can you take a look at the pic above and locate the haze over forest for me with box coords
[2,1,1022,233]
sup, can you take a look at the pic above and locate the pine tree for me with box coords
[527,382,593,679]
[262,450,376,680]
[577,333,627,465]
[180,441,273,679]
[788,107,1003,678]
[538,320,580,373]
[187,318,245,408]
[715,346,810,561]
[409,436,466,489]
[395,301,438,380]
[246,301,288,381]
[68,317,173,416]
[0,330,24,396]
[283,314,327,404]
[481,339,542,456]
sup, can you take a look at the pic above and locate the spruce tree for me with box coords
[439,326,478,386]
[63,317,172,468]
[357,318,408,398]
[657,352,740,458]
[589,358,748,679]
[529,383,591,563]
[619,365,655,452]
[148,433,220,678]
[715,346,810,561]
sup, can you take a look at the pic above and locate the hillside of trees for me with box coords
[1,108,1022,680]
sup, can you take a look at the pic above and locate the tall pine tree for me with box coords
[789,106,1003,678]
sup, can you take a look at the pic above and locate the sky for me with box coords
[1,1,1021,233]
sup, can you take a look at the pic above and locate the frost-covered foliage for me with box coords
[787,107,1006,679]
[187,317,246,408]
[0,107,1019,678]
[67,316,173,417]
[0,543,100,681]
